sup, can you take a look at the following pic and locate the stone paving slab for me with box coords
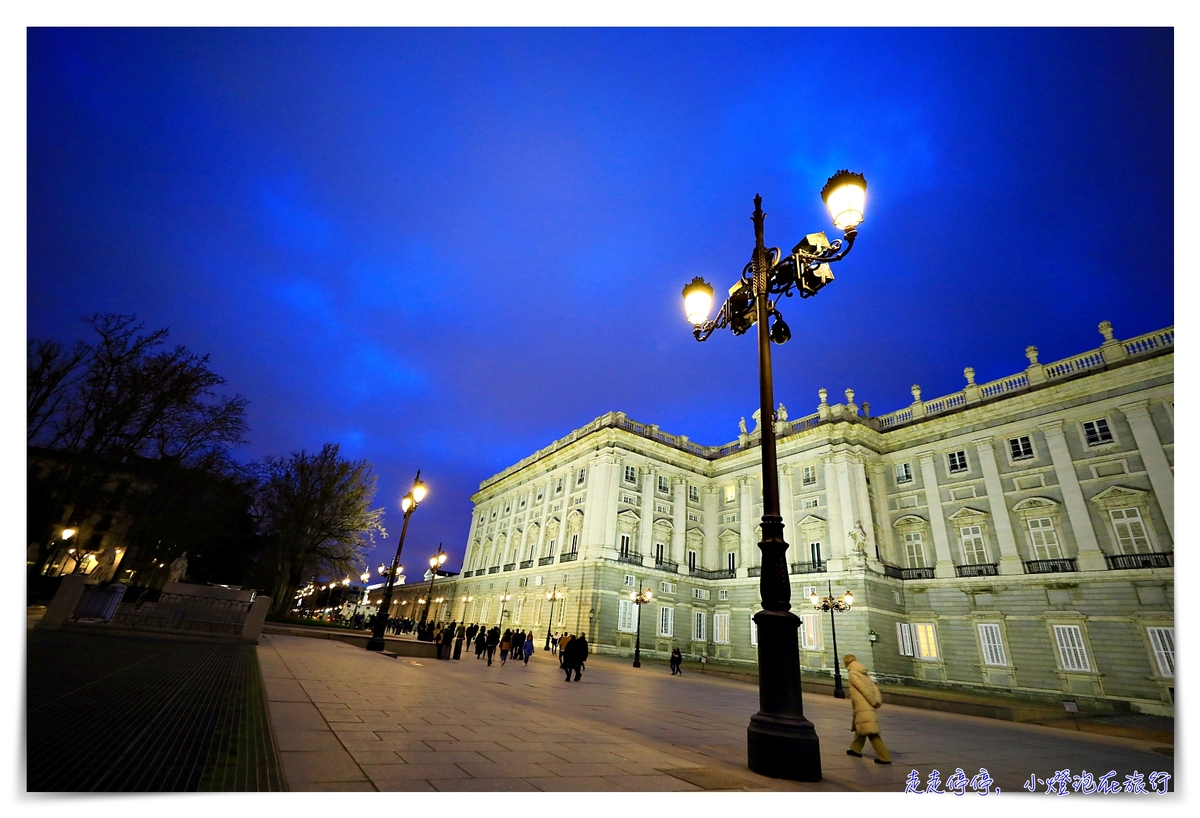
[258,633,1173,793]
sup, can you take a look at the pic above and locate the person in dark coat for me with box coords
[670,648,683,675]
[454,624,466,659]
[485,626,500,666]
[474,628,487,658]
[562,633,589,681]
[522,633,535,665]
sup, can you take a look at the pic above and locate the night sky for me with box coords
[26,28,1174,576]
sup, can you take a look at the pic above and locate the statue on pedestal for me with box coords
[168,552,189,583]
[848,521,869,566]
[751,409,761,433]
[738,417,748,436]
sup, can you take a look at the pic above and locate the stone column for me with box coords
[824,456,846,572]
[737,475,755,576]
[778,465,797,555]
[639,466,656,558]
[869,462,897,566]
[834,455,859,566]
[702,485,720,569]
[1037,420,1106,571]
[671,475,688,566]
[603,453,623,557]
[554,501,569,558]
[916,452,956,578]
[1119,400,1174,541]
[972,437,1024,574]
[851,456,880,571]
[534,483,550,557]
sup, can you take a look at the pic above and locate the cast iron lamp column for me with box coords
[681,170,867,782]
[811,582,854,698]
[459,594,474,622]
[543,586,564,650]
[630,587,653,668]
[497,586,512,625]
[367,471,428,651]
[421,544,447,623]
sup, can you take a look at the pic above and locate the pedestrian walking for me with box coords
[474,628,486,658]
[454,624,465,660]
[499,630,512,665]
[522,633,535,665]
[486,626,499,666]
[558,633,573,667]
[670,648,683,675]
[562,633,588,681]
[551,632,559,654]
[844,654,891,764]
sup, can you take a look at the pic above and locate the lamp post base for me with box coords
[747,713,823,781]
[365,635,386,651]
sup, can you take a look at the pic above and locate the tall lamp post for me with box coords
[367,471,428,651]
[810,581,854,699]
[543,586,565,650]
[421,544,447,623]
[459,594,474,622]
[630,587,653,668]
[497,586,512,625]
[681,171,867,782]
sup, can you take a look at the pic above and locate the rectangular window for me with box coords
[659,581,676,594]
[1147,627,1174,677]
[1028,518,1062,559]
[1009,435,1034,461]
[623,573,635,587]
[960,525,988,565]
[1083,418,1113,446]
[688,512,699,522]
[520,496,527,509]
[802,465,817,485]
[621,494,638,504]
[978,624,1007,666]
[727,552,737,572]
[620,534,632,556]
[569,533,579,554]
[555,477,564,494]
[535,575,544,586]
[624,465,637,484]
[714,613,730,644]
[896,623,915,657]
[947,450,968,473]
[689,485,699,502]
[519,577,528,587]
[724,484,736,503]
[504,502,511,514]
[1054,625,1091,672]
[800,614,821,650]
[895,463,913,484]
[617,599,636,632]
[479,601,490,623]
[1110,508,1151,554]
[693,588,709,600]
[718,589,728,601]
[654,542,666,563]
[546,538,556,557]
[513,598,523,624]
[576,469,586,486]
[809,541,823,565]
[687,550,697,571]
[750,614,758,647]
[803,498,819,509]
[658,606,674,637]
[536,488,544,502]
[658,475,670,493]
[914,623,939,659]
[693,611,706,641]
[904,532,926,568]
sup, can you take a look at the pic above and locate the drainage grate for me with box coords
[27,630,286,791]
[657,766,767,790]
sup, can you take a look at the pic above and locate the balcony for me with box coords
[653,559,678,574]
[559,552,579,563]
[881,564,904,580]
[689,567,735,580]
[461,570,473,578]
[902,567,935,580]
[617,553,643,566]
[1106,552,1173,570]
[503,563,516,572]
[748,566,761,577]
[1023,558,1077,574]
[537,556,555,566]
[519,560,534,569]
[790,560,827,575]
[487,566,499,574]
[955,563,998,578]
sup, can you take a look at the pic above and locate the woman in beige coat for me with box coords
[844,654,891,763]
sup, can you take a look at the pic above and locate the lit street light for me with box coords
[497,587,512,624]
[543,586,565,650]
[421,544,447,623]
[811,581,854,699]
[367,470,427,651]
[629,587,653,668]
[681,170,867,782]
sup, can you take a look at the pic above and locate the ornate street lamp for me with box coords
[459,594,474,621]
[421,544,447,623]
[681,170,866,782]
[630,587,653,668]
[497,587,512,624]
[367,471,428,651]
[811,581,854,699]
[543,586,565,650]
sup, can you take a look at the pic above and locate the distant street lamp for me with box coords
[681,171,867,783]
[810,581,854,699]
[367,470,427,651]
[459,594,474,621]
[543,586,565,650]
[629,587,653,668]
[421,544,447,623]
[497,586,512,624]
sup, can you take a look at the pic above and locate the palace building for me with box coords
[390,320,1174,716]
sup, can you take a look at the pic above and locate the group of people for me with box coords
[556,631,588,681]
[468,625,536,666]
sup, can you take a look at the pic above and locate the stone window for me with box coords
[688,512,699,522]
[620,534,632,557]
[1083,418,1113,447]
[618,599,636,632]
[750,614,758,646]
[536,487,544,502]
[1147,627,1174,677]
[978,624,1007,666]
[687,550,697,571]
[724,484,736,503]
[1110,508,1151,554]
[800,614,821,650]
[693,588,709,600]
[803,497,819,509]
[658,475,670,494]
[658,606,674,637]
[535,575,544,586]
[623,573,635,587]
[718,589,728,600]
[895,463,913,484]
[914,623,939,660]
[727,552,737,572]
[947,450,968,474]
[555,477,564,495]
[713,613,730,644]
[659,581,676,594]
[903,532,927,568]
[624,465,637,484]
[896,623,915,656]
[802,465,817,485]
[809,541,823,565]
[689,485,700,502]
[654,542,666,563]
[959,525,989,565]
[576,468,587,486]
[1027,517,1062,559]
[1008,435,1034,461]
[1053,625,1090,671]
[504,501,511,514]
[519,496,527,509]
[569,533,579,554]
[693,611,705,641]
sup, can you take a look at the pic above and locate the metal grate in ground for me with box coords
[27,630,286,792]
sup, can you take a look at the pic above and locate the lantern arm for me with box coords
[766,228,858,297]
[692,297,734,342]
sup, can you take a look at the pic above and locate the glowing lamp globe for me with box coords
[401,494,413,512]
[820,170,867,231]
[682,277,715,326]
[843,592,854,606]
[412,480,428,504]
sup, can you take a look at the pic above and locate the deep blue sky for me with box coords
[27,28,1173,576]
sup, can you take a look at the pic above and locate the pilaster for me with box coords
[972,437,1024,574]
[824,456,845,572]
[672,475,688,567]
[1037,420,1106,571]
[738,475,756,576]
[639,466,656,558]
[1118,400,1174,541]
[916,451,956,579]
[779,465,797,556]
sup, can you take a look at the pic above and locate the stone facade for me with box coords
[389,321,1174,716]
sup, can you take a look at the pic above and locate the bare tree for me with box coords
[252,443,386,614]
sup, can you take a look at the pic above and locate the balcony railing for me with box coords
[902,567,936,580]
[537,556,555,566]
[689,567,735,580]
[559,552,579,563]
[1023,558,1077,574]
[955,563,998,578]
[747,566,761,577]
[1106,552,1173,570]
[617,553,643,566]
[881,564,904,580]
[519,560,534,569]
[790,560,827,575]
[487,566,499,574]
[503,563,516,572]
[461,570,473,578]
[653,558,678,573]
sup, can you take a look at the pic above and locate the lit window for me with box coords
[693,611,706,641]
[895,463,913,484]
[1083,419,1113,446]
[1008,436,1034,461]
[800,614,821,650]
[947,451,968,474]
[713,613,730,644]
[724,485,736,503]
[978,624,1006,666]
[914,623,939,660]
[1053,625,1090,672]
[1147,627,1174,677]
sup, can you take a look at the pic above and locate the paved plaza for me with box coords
[260,633,1173,792]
